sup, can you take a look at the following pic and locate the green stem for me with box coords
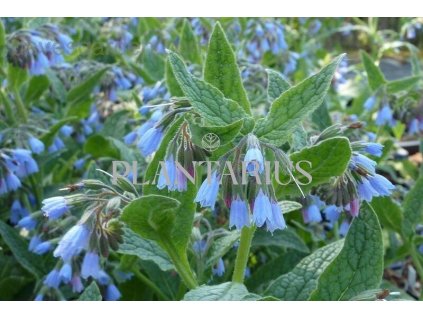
[163,241,198,290]
[132,268,170,300]
[409,245,423,300]
[232,226,256,283]
[13,87,28,123]
[0,90,15,124]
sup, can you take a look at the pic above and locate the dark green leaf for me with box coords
[78,281,102,301]
[371,197,403,233]
[165,59,184,97]
[179,19,202,65]
[24,75,50,104]
[310,204,384,300]
[252,228,309,253]
[0,221,45,278]
[204,22,251,114]
[118,227,174,271]
[66,67,108,106]
[360,50,386,91]
[265,240,343,300]
[83,135,120,159]
[402,176,423,239]
[184,282,251,300]
[254,54,344,146]
[266,69,291,102]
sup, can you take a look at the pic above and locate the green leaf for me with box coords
[118,227,174,271]
[266,69,291,102]
[187,116,243,149]
[0,20,6,68]
[40,117,77,147]
[24,75,50,104]
[246,250,306,292]
[387,76,421,94]
[0,221,45,278]
[165,59,184,97]
[311,102,332,130]
[254,54,344,146]
[167,51,253,133]
[141,45,165,83]
[66,67,108,107]
[290,125,308,151]
[26,17,49,29]
[275,137,352,197]
[179,19,202,65]
[78,281,102,301]
[252,228,309,253]
[206,231,240,268]
[142,116,197,255]
[0,255,32,300]
[402,176,423,239]
[120,195,180,243]
[45,69,67,102]
[360,50,386,91]
[310,204,384,300]
[204,22,251,114]
[183,282,251,300]
[371,197,403,233]
[265,240,344,300]
[83,135,121,159]
[7,65,28,89]
[278,201,303,214]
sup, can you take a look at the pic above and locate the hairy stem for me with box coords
[232,225,256,283]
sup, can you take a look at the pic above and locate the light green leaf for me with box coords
[0,20,6,68]
[387,76,421,94]
[84,135,120,159]
[40,117,78,147]
[141,45,165,83]
[204,22,251,114]
[165,59,184,97]
[179,19,202,65]
[66,67,108,107]
[278,201,303,214]
[266,69,291,102]
[252,228,309,253]
[206,231,240,268]
[275,137,352,197]
[184,282,250,300]
[310,204,384,300]
[0,221,45,278]
[120,195,180,243]
[78,281,102,301]
[254,54,344,146]
[265,240,344,300]
[167,51,254,133]
[371,197,403,233]
[118,227,174,271]
[7,65,28,89]
[24,75,50,104]
[187,116,243,149]
[246,250,306,292]
[45,69,67,102]
[311,102,332,130]
[360,50,386,91]
[402,176,423,239]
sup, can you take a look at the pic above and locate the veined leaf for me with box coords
[360,50,386,91]
[402,176,423,240]
[266,69,291,102]
[179,19,202,65]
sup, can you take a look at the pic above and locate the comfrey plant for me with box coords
[3,18,422,302]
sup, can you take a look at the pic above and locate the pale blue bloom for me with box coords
[33,241,52,255]
[244,147,264,176]
[59,263,72,283]
[44,269,61,288]
[212,258,225,277]
[375,104,394,127]
[28,136,45,154]
[267,201,287,233]
[105,284,121,301]
[194,171,220,209]
[364,143,383,157]
[229,197,250,230]
[54,224,90,261]
[252,190,272,227]
[364,95,377,110]
[137,127,163,157]
[81,252,101,279]
[17,215,37,230]
[42,196,69,219]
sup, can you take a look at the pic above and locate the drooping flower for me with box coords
[194,170,220,209]
[59,263,72,283]
[157,154,177,191]
[367,174,395,196]
[323,205,340,225]
[105,284,121,301]
[364,95,377,110]
[252,189,272,227]
[42,196,69,219]
[229,196,250,230]
[33,241,52,255]
[244,148,264,176]
[81,252,101,279]
[363,143,383,157]
[17,215,37,230]
[71,274,84,293]
[266,201,287,233]
[28,136,45,154]
[53,224,90,261]
[212,258,225,277]
[302,203,322,223]
[375,104,394,127]
[137,126,163,157]
[10,199,29,225]
[44,269,61,288]
[29,235,43,252]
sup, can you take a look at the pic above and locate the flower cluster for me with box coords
[7,25,72,75]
